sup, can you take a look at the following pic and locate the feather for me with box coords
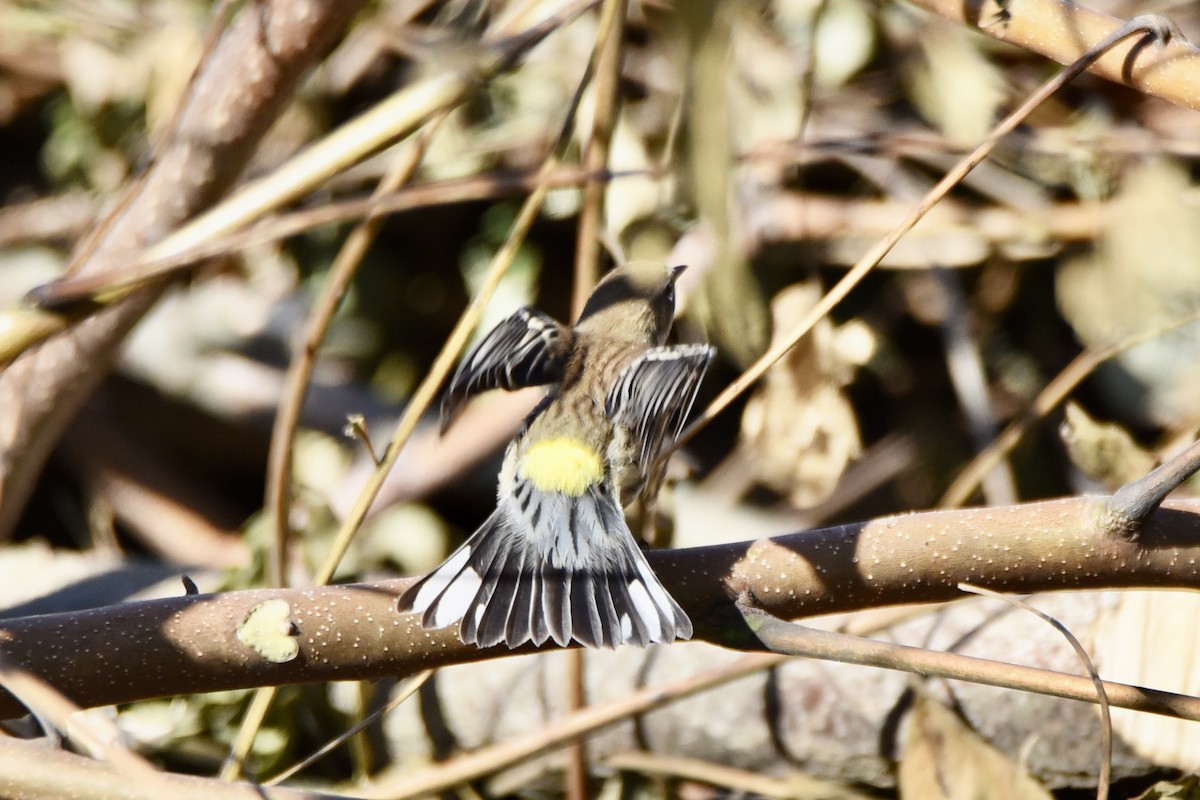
[398,469,693,649]
[440,307,571,432]
[541,561,569,646]
[606,344,715,475]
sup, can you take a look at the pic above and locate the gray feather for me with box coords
[605,344,715,475]
[440,307,570,431]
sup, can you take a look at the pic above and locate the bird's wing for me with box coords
[605,343,715,475]
[440,307,571,432]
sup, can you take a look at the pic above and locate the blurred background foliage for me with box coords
[2,0,1200,794]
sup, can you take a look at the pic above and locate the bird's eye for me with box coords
[665,285,675,306]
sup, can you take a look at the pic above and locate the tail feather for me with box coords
[615,578,652,645]
[474,540,520,648]
[505,546,537,645]
[569,572,602,648]
[460,534,511,645]
[407,543,481,631]
[540,562,569,645]
[397,482,692,649]
[593,572,622,647]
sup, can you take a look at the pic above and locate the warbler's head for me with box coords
[575,261,684,344]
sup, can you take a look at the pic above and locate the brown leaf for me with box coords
[1060,402,1156,490]
[741,282,870,507]
[899,695,1053,800]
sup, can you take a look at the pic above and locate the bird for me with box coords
[397,261,714,649]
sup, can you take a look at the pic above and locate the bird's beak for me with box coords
[669,264,687,283]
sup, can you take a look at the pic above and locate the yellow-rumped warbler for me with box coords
[398,261,714,648]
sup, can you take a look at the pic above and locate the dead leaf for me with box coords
[1056,160,1200,428]
[900,16,1007,146]
[1059,402,1156,490]
[899,695,1053,800]
[1131,775,1200,800]
[741,281,871,507]
[774,0,876,91]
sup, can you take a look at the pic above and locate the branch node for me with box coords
[1101,438,1200,540]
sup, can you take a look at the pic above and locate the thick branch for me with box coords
[906,0,1200,111]
[0,497,1198,718]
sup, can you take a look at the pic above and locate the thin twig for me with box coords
[665,14,1181,461]
[220,686,278,780]
[265,671,434,786]
[264,117,445,589]
[571,0,627,304]
[17,166,634,311]
[740,607,1200,721]
[939,308,1200,508]
[1105,437,1200,539]
[356,654,785,799]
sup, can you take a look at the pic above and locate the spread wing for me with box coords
[441,307,570,432]
[605,344,715,475]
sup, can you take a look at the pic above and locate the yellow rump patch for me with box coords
[519,437,604,497]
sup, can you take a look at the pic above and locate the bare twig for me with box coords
[940,309,1200,508]
[668,13,1181,459]
[739,606,1197,723]
[13,166,626,312]
[604,751,870,800]
[343,415,382,466]
[0,738,348,800]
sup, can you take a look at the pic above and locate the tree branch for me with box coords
[1,496,1198,718]
[905,0,1200,111]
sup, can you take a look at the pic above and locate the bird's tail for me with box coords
[397,487,692,649]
